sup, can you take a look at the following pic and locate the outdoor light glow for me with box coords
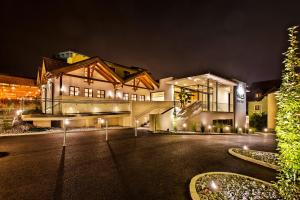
[136,120,139,123]
[101,119,105,124]
[243,145,249,150]
[249,128,252,132]
[116,92,122,98]
[183,123,187,128]
[64,119,69,125]
[16,109,22,115]
[264,128,268,132]
[175,81,178,84]
[210,181,218,190]
[208,125,211,129]
[238,128,242,131]
[224,126,230,131]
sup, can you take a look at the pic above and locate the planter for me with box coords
[190,172,281,200]
[228,148,279,170]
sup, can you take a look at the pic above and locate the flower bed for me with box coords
[229,148,279,170]
[190,172,281,200]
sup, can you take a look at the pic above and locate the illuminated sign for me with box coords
[236,84,245,103]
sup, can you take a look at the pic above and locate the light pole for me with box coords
[101,118,108,141]
[63,119,69,146]
[135,120,139,137]
[105,120,108,141]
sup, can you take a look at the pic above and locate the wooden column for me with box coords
[216,81,218,112]
[207,79,210,111]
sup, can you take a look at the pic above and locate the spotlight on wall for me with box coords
[16,109,23,116]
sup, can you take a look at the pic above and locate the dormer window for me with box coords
[255,93,261,98]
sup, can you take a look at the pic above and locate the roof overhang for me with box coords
[166,73,237,87]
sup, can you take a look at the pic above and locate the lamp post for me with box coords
[105,120,108,141]
[135,120,139,137]
[63,119,69,146]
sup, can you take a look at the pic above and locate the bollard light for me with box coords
[210,180,218,190]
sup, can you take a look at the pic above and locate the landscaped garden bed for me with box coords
[190,172,281,200]
[228,148,279,170]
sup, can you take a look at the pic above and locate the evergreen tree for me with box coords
[275,26,300,199]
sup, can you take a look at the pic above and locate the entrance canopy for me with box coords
[166,73,237,88]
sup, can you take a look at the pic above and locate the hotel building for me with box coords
[22,51,246,131]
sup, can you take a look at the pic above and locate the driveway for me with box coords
[0,129,277,200]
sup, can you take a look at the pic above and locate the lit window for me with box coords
[254,105,261,111]
[255,93,261,98]
[140,95,145,101]
[123,93,129,101]
[84,68,93,83]
[84,88,93,97]
[97,90,105,98]
[69,86,79,96]
[131,94,137,101]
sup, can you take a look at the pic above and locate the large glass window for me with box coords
[123,93,129,100]
[84,88,93,97]
[69,86,79,96]
[131,94,137,101]
[96,90,105,98]
[140,95,145,101]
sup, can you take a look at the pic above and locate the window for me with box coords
[131,94,137,101]
[84,68,93,83]
[84,88,93,97]
[140,95,145,101]
[97,90,105,98]
[254,105,261,111]
[69,86,79,96]
[124,70,130,77]
[255,93,261,98]
[123,93,129,100]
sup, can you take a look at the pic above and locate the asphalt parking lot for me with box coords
[0,129,277,200]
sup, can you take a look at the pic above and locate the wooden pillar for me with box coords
[207,79,210,111]
[216,81,218,112]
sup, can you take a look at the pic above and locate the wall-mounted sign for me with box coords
[236,84,245,103]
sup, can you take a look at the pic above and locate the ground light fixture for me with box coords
[210,180,218,191]
[207,125,212,132]
[238,127,242,133]
[243,145,249,150]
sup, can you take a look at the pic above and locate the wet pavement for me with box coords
[0,129,277,200]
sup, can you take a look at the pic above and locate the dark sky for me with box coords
[1,0,300,84]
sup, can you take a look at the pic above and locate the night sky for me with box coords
[1,0,300,84]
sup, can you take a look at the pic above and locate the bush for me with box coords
[249,113,267,131]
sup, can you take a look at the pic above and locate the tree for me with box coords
[275,26,300,199]
[178,88,191,108]
[249,112,267,131]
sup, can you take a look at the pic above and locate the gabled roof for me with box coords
[42,57,68,71]
[38,55,159,89]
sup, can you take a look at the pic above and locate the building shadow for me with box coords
[53,146,65,200]
[107,141,133,200]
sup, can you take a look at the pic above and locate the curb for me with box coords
[190,171,274,200]
[0,128,110,137]
[228,148,279,170]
